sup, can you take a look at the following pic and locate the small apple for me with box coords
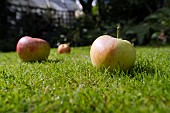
[75,10,85,19]
[16,36,51,62]
[90,26,136,71]
[58,44,71,54]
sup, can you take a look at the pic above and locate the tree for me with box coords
[79,0,93,14]
[97,0,165,24]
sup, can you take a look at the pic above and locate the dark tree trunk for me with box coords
[79,0,93,14]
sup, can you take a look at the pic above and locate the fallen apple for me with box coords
[58,43,71,54]
[90,26,136,71]
[16,36,51,62]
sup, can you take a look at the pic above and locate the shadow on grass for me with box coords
[25,58,64,64]
[103,60,157,78]
[125,61,157,78]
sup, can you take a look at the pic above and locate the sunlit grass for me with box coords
[0,46,170,113]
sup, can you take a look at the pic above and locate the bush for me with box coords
[121,7,170,46]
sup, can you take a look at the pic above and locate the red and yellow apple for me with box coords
[58,44,71,54]
[16,36,50,62]
[90,35,136,71]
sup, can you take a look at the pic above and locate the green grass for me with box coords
[0,46,170,113]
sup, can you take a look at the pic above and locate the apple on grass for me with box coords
[58,43,71,54]
[90,25,136,71]
[16,36,51,62]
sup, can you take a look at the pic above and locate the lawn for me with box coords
[0,46,170,113]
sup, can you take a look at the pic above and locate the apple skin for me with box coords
[58,44,71,54]
[90,35,136,71]
[16,36,51,62]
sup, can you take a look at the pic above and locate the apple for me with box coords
[75,10,85,19]
[58,44,71,54]
[90,34,136,71]
[16,36,51,62]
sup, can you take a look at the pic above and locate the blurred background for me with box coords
[0,0,170,52]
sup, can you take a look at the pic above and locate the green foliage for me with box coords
[73,0,168,46]
[0,47,170,112]
[67,15,118,47]
[98,0,164,23]
[122,23,150,45]
[66,15,100,46]
[145,7,170,31]
[122,7,170,45]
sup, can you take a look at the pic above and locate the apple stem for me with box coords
[117,24,120,39]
